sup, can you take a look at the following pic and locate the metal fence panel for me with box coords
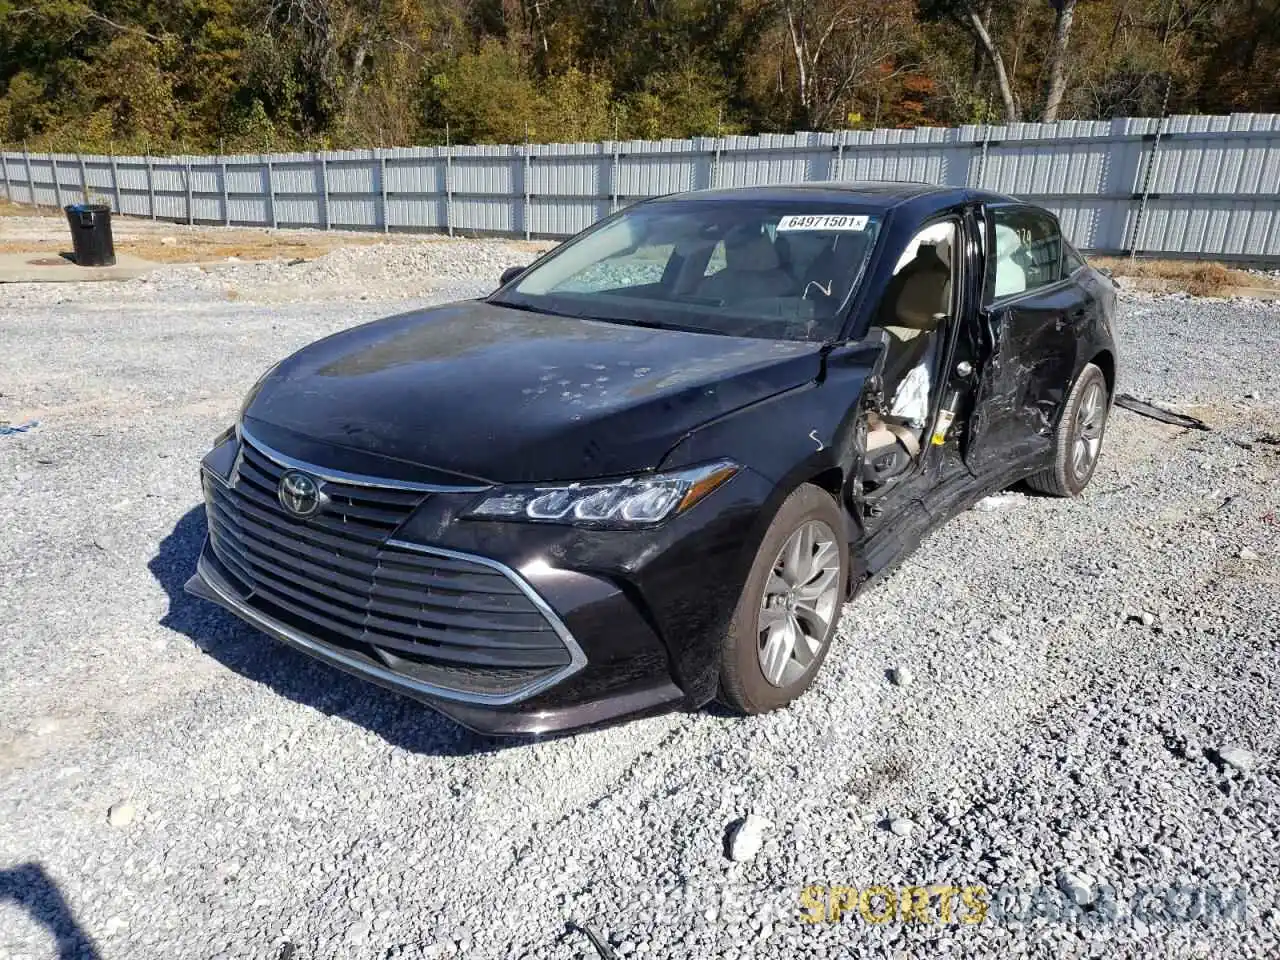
[84,159,114,191]
[326,195,377,231]
[4,113,1279,260]
[719,134,827,187]
[224,161,268,195]
[271,159,320,194]
[531,197,609,237]
[453,195,516,234]
[386,155,445,195]
[52,155,81,191]
[616,141,706,197]
[326,155,378,194]
[455,154,520,197]
[275,195,322,228]
[528,151,602,198]
[387,195,445,231]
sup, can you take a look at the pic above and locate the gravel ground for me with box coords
[1,236,1278,960]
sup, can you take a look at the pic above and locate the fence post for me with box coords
[321,155,330,231]
[1129,118,1168,259]
[611,140,620,213]
[145,155,157,219]
[711,139,721,189]
[77,153,89,203]
[976,123,992,189]
[24,146,38,210]
[379,153,389,233]
[51,154,64,209]
[185,158,194,224]
[523,142,532,240]
[1,151,10,202]
[445,146,454,237]
[266,158,277,229]
[108,153,120,213]
[833,130,847,180]
[221,158,230,226]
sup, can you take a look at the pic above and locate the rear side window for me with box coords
[987,208,1062,300]
[1062,241,1087,277]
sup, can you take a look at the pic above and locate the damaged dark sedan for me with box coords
[187,183,1117,735]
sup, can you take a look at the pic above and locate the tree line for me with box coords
[1,0,1276,154]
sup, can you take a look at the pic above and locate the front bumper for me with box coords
[186,545,682,734]
[186,423,777,735]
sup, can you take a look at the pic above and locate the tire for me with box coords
[1026,361,1109,497]
[718,483,850,714]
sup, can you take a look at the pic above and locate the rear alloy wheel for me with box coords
[1027,362,1109,497]
[719,484,849,714]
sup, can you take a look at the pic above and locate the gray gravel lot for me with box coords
[1,240,1278,960]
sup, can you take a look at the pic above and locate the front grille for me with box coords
[234,438,425,543]
[203,433,574,698]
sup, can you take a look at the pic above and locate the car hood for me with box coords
[243,300,825,483]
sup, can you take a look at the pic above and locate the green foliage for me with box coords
[536,69,613,143]
[0,0,1276,152]
[225,98,280,153]
[90,35,178,144]
[432,40,540,144]
[0,71,57,141]
[623,65,735,140]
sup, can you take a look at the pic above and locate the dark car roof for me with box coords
[662,181,1018,211]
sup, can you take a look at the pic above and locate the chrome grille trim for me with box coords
[238,422,491,493]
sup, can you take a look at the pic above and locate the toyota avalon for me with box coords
[187,182,1117,734]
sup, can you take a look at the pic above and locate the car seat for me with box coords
[863,235,953,485]
[697,226,796,303]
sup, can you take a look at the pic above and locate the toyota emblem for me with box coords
[277,470,325,518]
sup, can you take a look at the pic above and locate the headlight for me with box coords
[466,461,740,529]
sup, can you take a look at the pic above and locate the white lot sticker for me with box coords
[776,214,869,232]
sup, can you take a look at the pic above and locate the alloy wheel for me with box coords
[1072,379,1106,481]
[757,520,841,687]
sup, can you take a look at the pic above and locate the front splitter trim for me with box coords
[186,548,560,706]
[184,547,686,735]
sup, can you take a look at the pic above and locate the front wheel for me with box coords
[1027,361,1109,497]
[718,483,849,714]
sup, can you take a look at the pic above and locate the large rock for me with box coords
[726,814,771,862]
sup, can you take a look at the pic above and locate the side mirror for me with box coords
[499,265,527,286]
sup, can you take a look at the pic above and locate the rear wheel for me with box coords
[1027,362,1109,497]
[718,483,849,714]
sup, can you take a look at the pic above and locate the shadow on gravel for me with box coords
[0,863,101,960]
[149,507,510,758]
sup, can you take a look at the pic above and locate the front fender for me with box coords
[658,335,885,553]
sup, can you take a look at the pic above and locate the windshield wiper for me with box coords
[581,314,712,335]
[494,298,625,325]
[489,299,565,318]
[496,297,714,336]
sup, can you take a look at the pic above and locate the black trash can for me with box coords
[64,203,116,267]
